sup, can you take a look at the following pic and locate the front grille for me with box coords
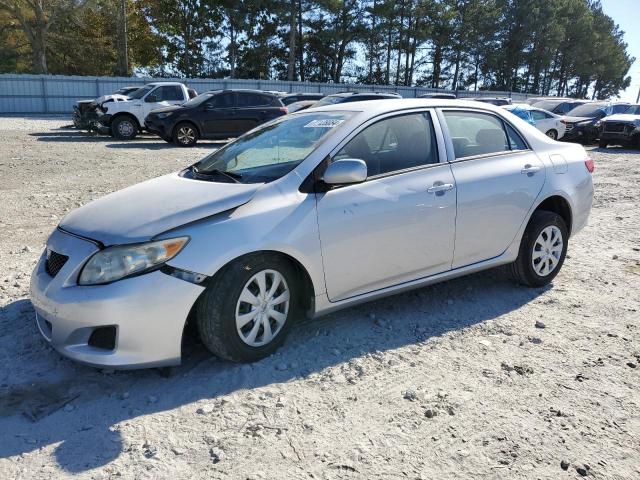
[604,122,627,133]
[45,250,68,277]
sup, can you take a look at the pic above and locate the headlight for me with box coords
[79,237,189,285]
[633,119,640,127]
[156,112,174,119]
[594,120,601,128]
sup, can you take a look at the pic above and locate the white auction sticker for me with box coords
[304,119,345,128]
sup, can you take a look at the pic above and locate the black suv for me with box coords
[312,91,401,107]
[145,89,288,147]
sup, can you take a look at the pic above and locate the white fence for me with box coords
[0,74,536,114]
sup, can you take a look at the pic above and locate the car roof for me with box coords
[307,98,506,115]
[147,82,185,87]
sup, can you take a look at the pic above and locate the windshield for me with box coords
[312,95,346,108]
[193,111,353,184]
[128,86,153,100]
[624,105,640,115]
[183,92,217,107]
[566,103,605,117]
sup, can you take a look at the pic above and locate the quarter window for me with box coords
[334,113,438,176]
[443,111,527,159]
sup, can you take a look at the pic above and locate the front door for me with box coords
[441,109,545,268]
[315,111,457,301]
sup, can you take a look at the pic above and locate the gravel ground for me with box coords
[0,116,638,480]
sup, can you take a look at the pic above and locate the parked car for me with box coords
[286,100,317,113]
[561,102,630,143]
[72,86,140,129]
[31,99,593,369]
[598,104,640,148]
[531,98,588,115]
[311,91,401,107]
[469,97,512,106]
[145,89,288,147]
[503,105,536,126]
[99,82,195,140]
[279,93,325,105]
[504,104,566,139]
[419,93,457,99]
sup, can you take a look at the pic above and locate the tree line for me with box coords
[0,0,633,99]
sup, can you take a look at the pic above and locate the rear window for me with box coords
[443,111,527,159]
[237,93,273,107]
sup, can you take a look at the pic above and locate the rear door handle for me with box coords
[427,183,454,195]
[521,164,541,175]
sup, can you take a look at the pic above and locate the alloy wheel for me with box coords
[118,120,134,137]
[177,126,195,144]
[532,225,563,276]
[235,269,290,347]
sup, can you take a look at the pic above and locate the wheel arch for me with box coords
[533,194,573,234]
[172,119,201,138]
[112,112,141,130]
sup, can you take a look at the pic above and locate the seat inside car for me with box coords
[474,128,507,156]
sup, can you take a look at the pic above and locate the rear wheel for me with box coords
[173,122,199,147]
[546,129,558,140]
[112,116,138,140]
[598,139,608,148]
[509,210,568,287]
[196,254,300,362]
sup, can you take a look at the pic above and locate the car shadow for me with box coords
[105,141,227,150]
[0,268,549,473]
[589,146,640,154]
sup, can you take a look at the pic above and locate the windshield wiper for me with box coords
[191,165,242,183]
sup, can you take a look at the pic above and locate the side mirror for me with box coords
[145,95,157,103]
[322,159,367,186]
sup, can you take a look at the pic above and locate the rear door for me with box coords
[440,109,545,268]
[233,93,276,135]
[201,93,236,138]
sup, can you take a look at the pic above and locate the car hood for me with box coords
[602,114,640,123]
[561,116,593,123]
[149,105,184,114]
[59,173,260,245]
[96,94,130,105]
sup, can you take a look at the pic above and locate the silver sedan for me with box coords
[30,99,594,368]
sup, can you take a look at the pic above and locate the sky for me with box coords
[600,0,640,102]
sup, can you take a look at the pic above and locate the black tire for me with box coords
[599,139,608,148]
[172,122,199,147]
[546,129,558,140]
[508,210,568,288]
[196,253,301,362]
[111,115,138,140]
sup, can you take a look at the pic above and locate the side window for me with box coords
[155,86,183,101]
[207,93,234,109]
[612,105,628,114]
[334,113,438,176]
[443,111,509,159]
[237,93,272,107]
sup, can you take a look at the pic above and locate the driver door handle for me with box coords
[521,164,541,175]
[427,183,454,194]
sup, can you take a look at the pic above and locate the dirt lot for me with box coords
[0,116,638,480]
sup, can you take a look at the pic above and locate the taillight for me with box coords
[584,157,594,173]
[279,107,289,114]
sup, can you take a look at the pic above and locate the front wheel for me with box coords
[173,122,199,147]
[598,139,608,148]
[196,254,300,362]
[546,129,558,140]
[509,210,568,287]
[111,116,138,140]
